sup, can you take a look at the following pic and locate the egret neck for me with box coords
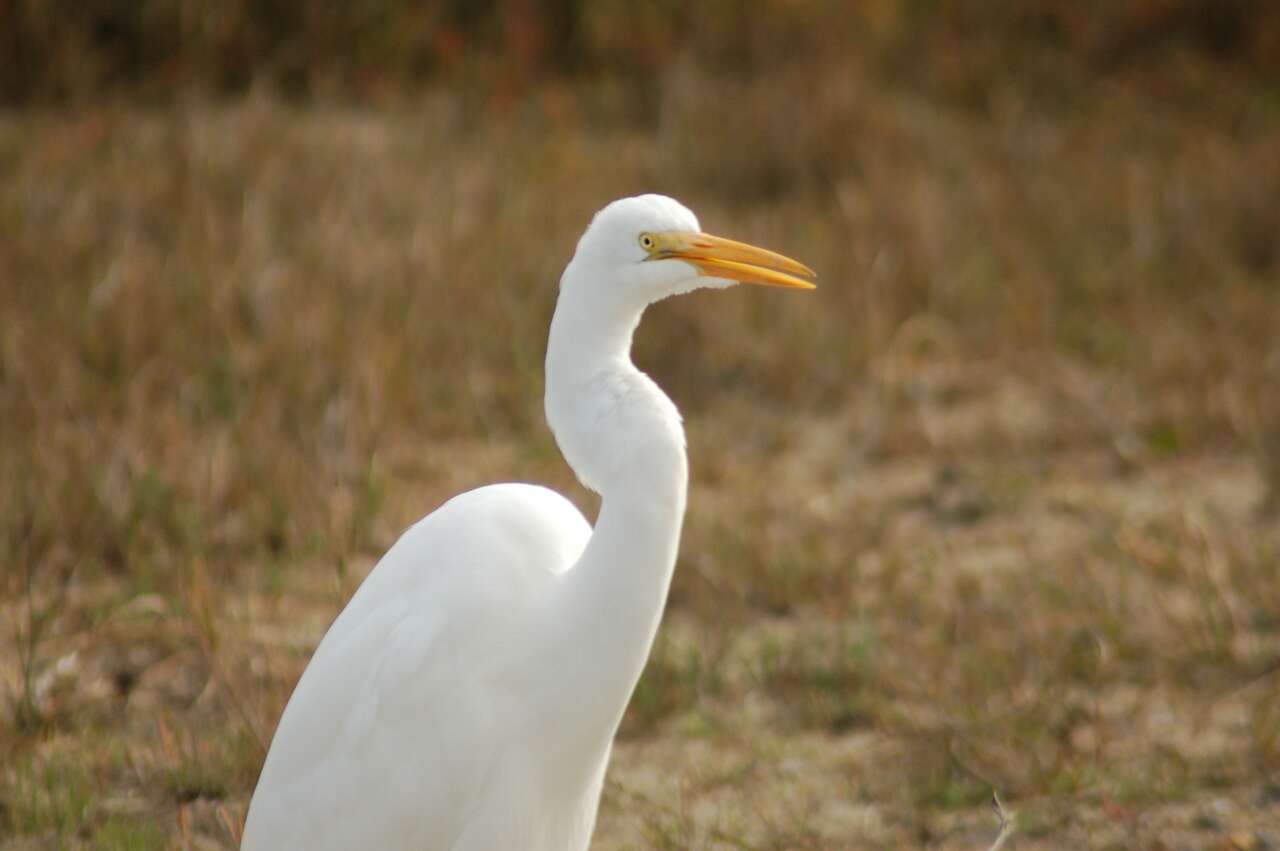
[542,265,688,746]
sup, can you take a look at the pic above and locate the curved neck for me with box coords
[542,283,688,746]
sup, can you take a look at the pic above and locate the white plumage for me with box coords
[242,195,814,850]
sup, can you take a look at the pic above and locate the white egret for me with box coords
[241,194,815,850]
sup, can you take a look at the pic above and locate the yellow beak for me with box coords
[650,231,817,290]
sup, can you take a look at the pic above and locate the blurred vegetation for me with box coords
[4,0,1280,103]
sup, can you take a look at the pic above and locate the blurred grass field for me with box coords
[3,3,1280,848]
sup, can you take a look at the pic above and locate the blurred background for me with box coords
[2,1,1279,848]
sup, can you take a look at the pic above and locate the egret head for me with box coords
[547,195,814,493]
[563,194,815,309]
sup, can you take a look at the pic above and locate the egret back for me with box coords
[242,483,591,850]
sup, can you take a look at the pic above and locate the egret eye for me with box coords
[639,233,655,251]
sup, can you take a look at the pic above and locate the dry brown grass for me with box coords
[2,48,1279,849]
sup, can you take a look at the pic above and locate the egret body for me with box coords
[241,195,815,850]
